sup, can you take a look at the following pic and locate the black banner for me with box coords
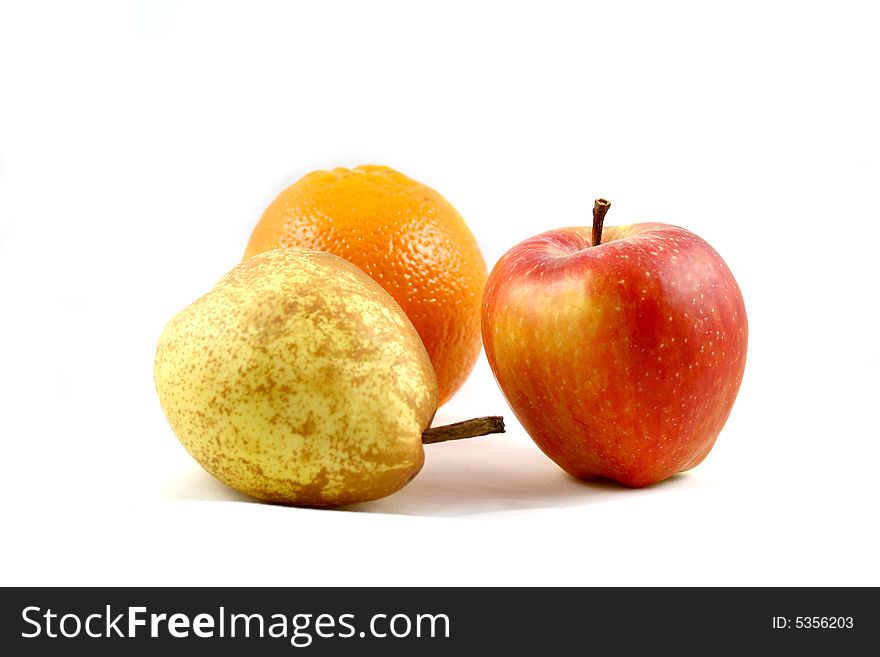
[1,587,873,654]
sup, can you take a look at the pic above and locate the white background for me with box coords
[1,1,878,586]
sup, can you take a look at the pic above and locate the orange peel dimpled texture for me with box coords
[244,165,488,406]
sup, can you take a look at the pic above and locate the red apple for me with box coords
[481,200,747,487]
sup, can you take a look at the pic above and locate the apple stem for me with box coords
[592,198,611,246]
[421,416,505,445]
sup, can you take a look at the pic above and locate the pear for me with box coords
[155,248,444,506]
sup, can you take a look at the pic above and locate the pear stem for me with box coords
[591,198,611,246]
[421,416,505,445]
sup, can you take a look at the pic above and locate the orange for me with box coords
[244,165,487,406]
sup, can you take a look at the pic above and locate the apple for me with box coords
[481,200,747,487]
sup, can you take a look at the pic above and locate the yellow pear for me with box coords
[154,248,439,506]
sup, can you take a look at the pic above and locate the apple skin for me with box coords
[481,223,747,487]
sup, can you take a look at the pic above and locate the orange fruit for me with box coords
[244,165,487,406]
